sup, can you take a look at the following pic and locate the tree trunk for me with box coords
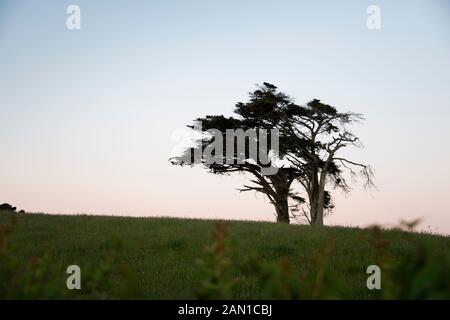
[313,201,324,226]
[309,199,323,225]
[309,172,325,226]
[275,198,290,223]
[310,175,326,226]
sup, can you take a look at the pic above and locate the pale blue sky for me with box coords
[1,1,449,233]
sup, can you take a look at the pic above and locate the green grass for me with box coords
[1,210,449,299]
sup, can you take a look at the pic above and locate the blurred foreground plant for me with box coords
[0,217,143,299]
[377,220,450,299]
[197,221,450,299]
[196,222,234,299]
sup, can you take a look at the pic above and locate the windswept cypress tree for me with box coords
[171,83,373,224]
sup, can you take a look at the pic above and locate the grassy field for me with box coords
[1,210,449,299]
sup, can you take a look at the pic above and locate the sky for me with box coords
[0,0,449,234]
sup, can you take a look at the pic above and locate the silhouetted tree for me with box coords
[171,83,373,225]
[0,203,17,212]
[279,98,374,224]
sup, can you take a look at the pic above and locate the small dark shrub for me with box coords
[0,203,16,212]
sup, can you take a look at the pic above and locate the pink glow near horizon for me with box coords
[0,1,449,235]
